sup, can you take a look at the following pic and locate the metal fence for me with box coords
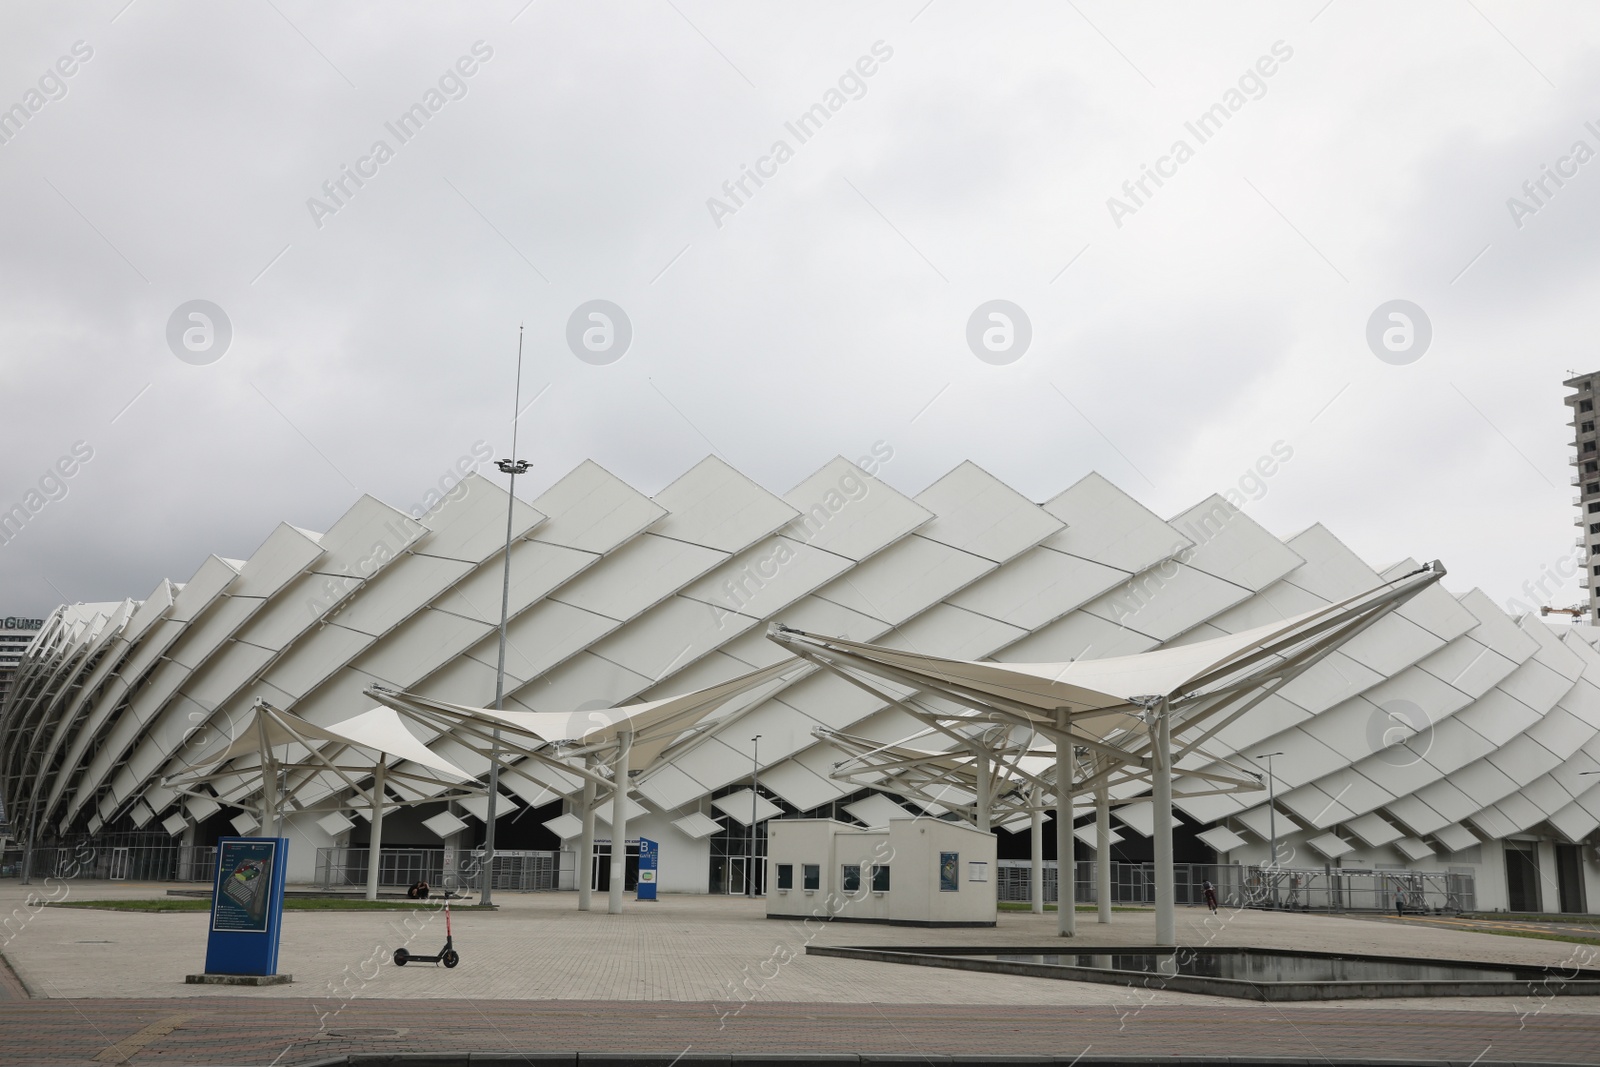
[995,860,1474,913]
[0,844,217,883]
[313,847,571,892]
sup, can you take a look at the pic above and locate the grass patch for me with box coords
[51,898,446,913]
[1460,927,1600,949]
[998,902,1149,913]
[1458,911,1600,925]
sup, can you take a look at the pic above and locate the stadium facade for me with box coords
[3,455,1600,913]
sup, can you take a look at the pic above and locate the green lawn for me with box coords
[1464,927,1600,948]
[1458,911,1600,925]
[51,898,457,913]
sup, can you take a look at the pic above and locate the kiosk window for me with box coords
[872,864,891,892]
[776,864,793,890]
[803,864,820,890]
[841,864,861,892]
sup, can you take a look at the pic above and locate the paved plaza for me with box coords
[3,882,1600,1064]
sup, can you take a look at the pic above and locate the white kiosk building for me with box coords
[766,817,997,926]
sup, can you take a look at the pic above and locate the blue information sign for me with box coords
[203,837,288,976]
[636,837,658,901]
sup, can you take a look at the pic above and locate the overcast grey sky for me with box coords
[1,1,1596,622]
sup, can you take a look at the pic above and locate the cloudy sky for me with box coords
[2,1,1596,622]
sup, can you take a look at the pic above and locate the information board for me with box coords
[636,836,658,901]
[203,837,288,976]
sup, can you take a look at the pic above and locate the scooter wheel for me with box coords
[442,950,460,969]
[393,948,409,966]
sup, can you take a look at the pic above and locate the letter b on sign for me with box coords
[966,300,1031,365]
[566,300,633,365]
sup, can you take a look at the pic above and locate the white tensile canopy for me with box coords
[811,719,1260,920]
[365,657,807,914]
[165,700,478,900]
[771,560,1448,945]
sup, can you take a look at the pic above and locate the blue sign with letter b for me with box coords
[636,837,658,901]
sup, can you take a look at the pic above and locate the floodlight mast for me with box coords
[1252,751,1284,908]
[484,326,530,908]
[749,735,762,896]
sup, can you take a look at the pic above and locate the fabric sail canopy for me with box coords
[365,656,804,772]
[168,704,472,785]
[768,562,1446,721]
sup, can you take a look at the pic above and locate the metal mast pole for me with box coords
[749,735,761,896]
[484,326,529,907]
[1267,755,1278,907]
[19,807,36,886]
[1252,751,1284,910]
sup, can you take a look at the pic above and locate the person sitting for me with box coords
[407,880,431,900]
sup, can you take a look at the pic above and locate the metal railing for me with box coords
[0,844,215,883]
[995,860,1474,913]
[313,847,572,892]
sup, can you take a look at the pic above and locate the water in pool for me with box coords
[989,952,1544,984]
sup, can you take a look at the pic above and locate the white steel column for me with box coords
[974,746,992,834]
[1152,698,1175,947]
[1096,779,1113,924]
[365,761,385,902]
[1055,723,1075,937]
[260,756,278,837]
[1030,797,1044,916]
[578,758,597,911]
[607,732,633,915]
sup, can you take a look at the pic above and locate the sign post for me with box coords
[189,836,291,985]
[636,837,658,901]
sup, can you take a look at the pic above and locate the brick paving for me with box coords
[1,998,1597,1065]
[3,883,1600,1063]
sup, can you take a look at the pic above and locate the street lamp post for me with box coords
[483,327,530,908]
[19,808,36,886]
[1252,751,1284,908]
[749,735,761,896]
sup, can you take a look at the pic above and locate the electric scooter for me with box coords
[393,897,460,968]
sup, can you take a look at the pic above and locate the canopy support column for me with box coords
[365,761,385,902]
[1096,780,1112,924]
[1055,721,1075,937]
[607,731,633,915]
[1151,697,1175,947]
[1029,796,1044,916]
[261,757,279,837]
[975,745,991,834]
[578,758,597,912]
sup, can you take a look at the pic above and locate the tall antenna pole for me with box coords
[749,735,761,896]
[484,326,528,907]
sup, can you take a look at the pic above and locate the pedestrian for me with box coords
[1395,891,1405,917]
[1203,880,1218,914]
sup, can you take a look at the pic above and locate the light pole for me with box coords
[749,735,761,896]
[19,807,36,886]
[1252,751,1284,908]
[483,327,529,908]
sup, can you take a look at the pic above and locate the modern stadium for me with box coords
[3,452,1599,916]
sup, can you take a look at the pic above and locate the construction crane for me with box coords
[1541,604,1590,619]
